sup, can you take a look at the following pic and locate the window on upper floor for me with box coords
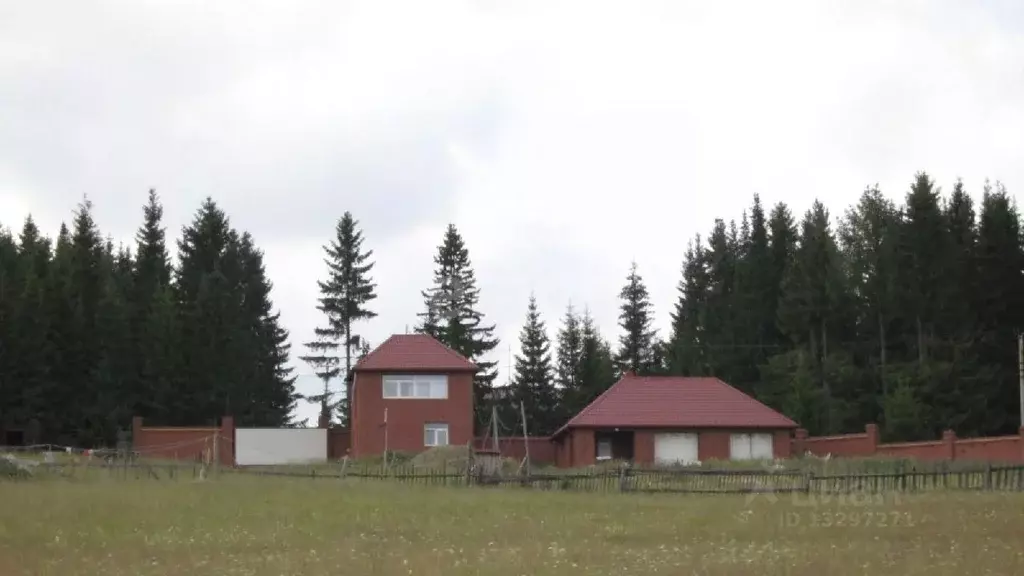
[382,374,448,399]
[424,423,449,446]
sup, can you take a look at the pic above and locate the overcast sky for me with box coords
[3,0,1023,425]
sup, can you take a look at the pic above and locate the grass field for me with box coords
[1,474,1023,575]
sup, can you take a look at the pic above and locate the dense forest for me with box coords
[440,172,1024,441]
[1,171,1022,447]
[0,192,297,446]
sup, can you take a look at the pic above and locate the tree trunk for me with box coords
[879,311,887,396]
[344,324,352,427]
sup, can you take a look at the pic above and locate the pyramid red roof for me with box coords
[553,373,797,437]
[353,334,478,372]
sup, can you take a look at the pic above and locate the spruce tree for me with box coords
[417,224,499,428]
[174,198,237,425]
[553,304,584,422]
[511,295,557,435]
[615,261,656,375]
[667,236,709,376]
[131,190,175,421]
[235,233,297,426]
[579,308,616,400]
[303,212,377,427]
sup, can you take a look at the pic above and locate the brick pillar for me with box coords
[865,423,879,455]
[942,429,957,460]
[219,416,235,467]
[793,428,809,456]
[131,416,143,450]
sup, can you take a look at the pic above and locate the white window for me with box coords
[382,375,448,399]
[424,423,449,447]
[730,433,774,460]
[596,439,613,461]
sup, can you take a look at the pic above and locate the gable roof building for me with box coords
[349,334,477,458]
[551,372,797,467]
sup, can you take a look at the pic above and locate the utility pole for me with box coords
[1018,333,1023,428]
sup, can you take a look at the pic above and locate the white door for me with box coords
[654,433,699,465]
[730,433,752,460]
[751,433,774,460]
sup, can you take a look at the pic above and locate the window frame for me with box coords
[424,423,449,447]
[382,374,448,399]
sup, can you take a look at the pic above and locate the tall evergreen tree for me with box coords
[553,303,584,423]
[615,261,657,375]
[303,212,377,426]
[131,190,176,421]
[417,224,499,428]
[667,237,709,376]
[510,295,558,435]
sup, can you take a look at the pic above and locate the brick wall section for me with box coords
[473,437,556,464]
[350,371,474,458]
[796,423,1024,463]
[327,428,351,459]
[132,416,234,466]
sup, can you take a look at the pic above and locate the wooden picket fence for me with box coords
[222,461,1024,495]
[15,452,1024,495]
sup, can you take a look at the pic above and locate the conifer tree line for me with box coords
[4,170,1020,447]
[337,171,1021,442]
[0,192,297,447]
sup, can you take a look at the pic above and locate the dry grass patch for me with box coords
[1,475,1022,575]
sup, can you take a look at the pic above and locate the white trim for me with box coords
[382,374,448,399]
[424,423,449,447]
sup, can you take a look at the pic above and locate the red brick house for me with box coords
[349,334,477,458]
[551,373,797,467]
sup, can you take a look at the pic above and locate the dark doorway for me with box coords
[4,429,25,447]
[595,429,634,462]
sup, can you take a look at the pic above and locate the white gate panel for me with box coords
[235,428,328,466]
[654,433,699,465]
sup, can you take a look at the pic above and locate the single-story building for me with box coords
[349,334,478,458]
[551,372,797,467]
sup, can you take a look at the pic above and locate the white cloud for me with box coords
[2,0,1023,424]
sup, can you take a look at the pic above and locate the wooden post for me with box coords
[985,462,993,491]
[520,401,531,477]
[464,441,473,487]
[212,431,220,478]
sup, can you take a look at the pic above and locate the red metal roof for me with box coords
[353,334,478,372]
[553,373,797,436]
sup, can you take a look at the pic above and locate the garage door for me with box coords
[654,433,699,465]
[730,433,774,460]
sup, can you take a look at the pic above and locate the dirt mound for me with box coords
[408,445,473,471]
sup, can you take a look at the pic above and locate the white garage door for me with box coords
[730,433,774,460]
[654,433,699,465]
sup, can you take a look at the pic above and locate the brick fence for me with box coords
[794,423,1024,463]
[132,416,235,466]
[132,415,1024,466]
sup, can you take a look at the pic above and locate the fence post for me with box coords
[619,463,632,492]
[985,462,993,491]
[464,442,473,487]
